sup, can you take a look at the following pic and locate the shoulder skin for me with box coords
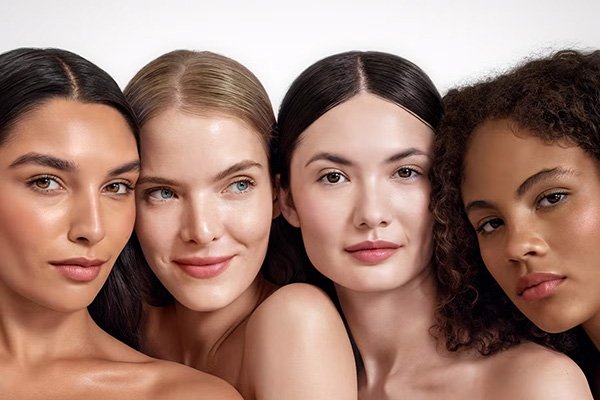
[244,283,358,400]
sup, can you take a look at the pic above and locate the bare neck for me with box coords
[145,276,277,370]
[336,267,449,384]
[582,311,600,351]
[0,286,99,363]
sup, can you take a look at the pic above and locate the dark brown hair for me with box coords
[431,50,600,356]
[0,47,142,349]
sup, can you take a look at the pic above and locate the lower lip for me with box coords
[53,265,102,282]
[521,278,565,301]
[175,258,231,279]
[347,248,398,264]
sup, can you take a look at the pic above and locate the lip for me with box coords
[517,272,566,301]
[49,258,107,282]
[173,256,232,279]
[344,240,401,264]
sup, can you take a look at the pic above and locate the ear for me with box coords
[275,174,300,228]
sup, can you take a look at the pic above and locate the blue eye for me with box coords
[147,188,175,201]
[227,179,254,194]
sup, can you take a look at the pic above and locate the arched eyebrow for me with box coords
[464,167,575,214]
[304,148,429,168]
[516,167,574,197]
[10,152,76,171]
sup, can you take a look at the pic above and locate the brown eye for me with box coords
[326,173,342,183]
[104,182,129,194]
[396,168,417,178]
[35,178,51,189]
[30,176,61,191]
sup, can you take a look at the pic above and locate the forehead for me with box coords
[139,108,269,175]
[1,99,137,163]
[295,93,433,157]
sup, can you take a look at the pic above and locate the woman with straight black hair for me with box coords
[275,50,592,399]
[0,47,240,399]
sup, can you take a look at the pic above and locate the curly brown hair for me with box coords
[431,49,600,356]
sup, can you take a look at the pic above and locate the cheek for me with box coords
[227,190,273,247]
[104,199,136,247]
[135,205,176,258]
[0,199,64,250]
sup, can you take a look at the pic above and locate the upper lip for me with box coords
[49,257,107,267]
[345,240,401,252]
[516,272,566,295]
[173,256,233,266]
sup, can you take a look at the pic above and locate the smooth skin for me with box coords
[0,100,240,399]
[462,118,600,349]
[135,108,357,400]
[279,94,592,399]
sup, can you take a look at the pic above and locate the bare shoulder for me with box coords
[243,283,357,400]
[483,342,592,399]
[146,359,242,400]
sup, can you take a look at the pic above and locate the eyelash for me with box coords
[317,170,348,185]
[393,167,422,180]
[224,178,256,195]
[27,175,134,196]
[144,187,177,202]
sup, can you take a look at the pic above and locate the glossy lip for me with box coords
[173,256,233,279]
[344,240,401,264]
[49,257,107,282]
[516,272,566,301]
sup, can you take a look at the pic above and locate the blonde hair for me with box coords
[124,50,274,148]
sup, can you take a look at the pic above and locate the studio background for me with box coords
[2,0,599,110]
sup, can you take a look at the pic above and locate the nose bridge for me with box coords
[180,192,222,244]
[353,176,391,229]
[68,185,105,245]
[504,214,547,262]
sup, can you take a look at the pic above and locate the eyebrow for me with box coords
[304,148,430,168]
[109,161,140,176]
[10,152,76,171]
[464,167,575,214]
[516,167,574,197]
[136,160,263,187]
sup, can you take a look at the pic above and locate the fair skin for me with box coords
[280,93,593,399]
[0,99,239,399]
[135,107,357,400]
[462,118,600,350]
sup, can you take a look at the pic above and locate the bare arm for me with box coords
[245,283,358,400]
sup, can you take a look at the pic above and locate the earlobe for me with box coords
[275,174,301,228]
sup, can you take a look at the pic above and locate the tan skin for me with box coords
[279,94,593,399]
[0,99,240,399]
[462,120,600,347]
[135,109,357,400]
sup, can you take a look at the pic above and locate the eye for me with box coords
[393,167,420,179]
[537,192,567,208]
[146,188,176,201]
[225,179,255,194]
[476,218,504,235]
[29,176,62,192]
[318,171,348,185]
[104,181,133,195]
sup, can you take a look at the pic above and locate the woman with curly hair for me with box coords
[276,49,592,399]
[431,49,599,394]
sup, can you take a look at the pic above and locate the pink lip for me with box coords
[173,256,232,279]
[345,240,401,264]
[49,258,106,282]
[517,272,566,301]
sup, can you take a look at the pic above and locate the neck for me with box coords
[582,311,600,351]
[155,276,276,369]
[0,285,97,363]
[336,267,446,382]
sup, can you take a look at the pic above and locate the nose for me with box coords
[352,180,391,229]
[504,223,548,263]
[68,189,105,245]
[179,194,223,244]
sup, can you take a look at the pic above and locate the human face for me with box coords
[0,99,139,312]
[462,119,600,334]
[281,93,434,292]
[135,109,274,312]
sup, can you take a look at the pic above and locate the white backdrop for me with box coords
[2,0,599,111]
